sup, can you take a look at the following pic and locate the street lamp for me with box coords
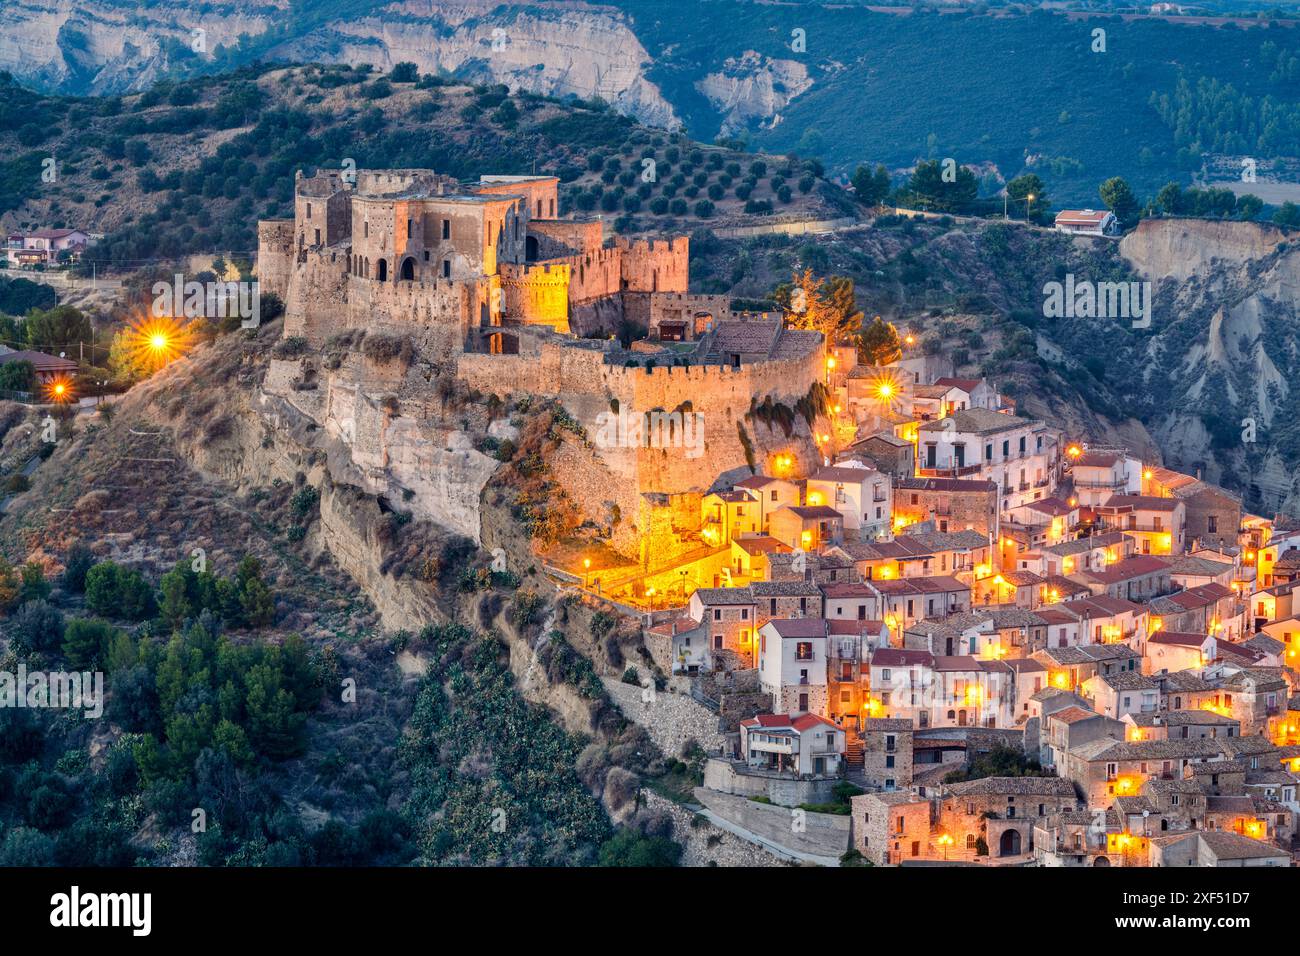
[937,833,954,860]
[583,557,591,589]
[1026,193,1035,220]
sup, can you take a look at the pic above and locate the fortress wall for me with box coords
[458,338,826,557]
[500,261,571,331]
[348,275,480,364]
[256,220,295,305]
[618,236,689,294]
[528,219,602,258]
[285,248,350,341]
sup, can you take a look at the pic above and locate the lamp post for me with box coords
[937,833,954,861]
[583,558,591,589]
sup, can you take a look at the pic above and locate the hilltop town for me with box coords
[248,164,1300,868]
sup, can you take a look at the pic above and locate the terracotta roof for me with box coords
[871,648,934,668]
[1050,706,1102,725]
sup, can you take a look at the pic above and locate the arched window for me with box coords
[377,258,388,281]
[399,257,415,281]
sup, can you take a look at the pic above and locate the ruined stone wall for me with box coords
[284,247,350,341]
[256,220,294,303]
[346,274,479,363]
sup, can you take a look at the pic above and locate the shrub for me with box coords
[10,599,65,654]
[62,543,94,592]
[84,561,155,620]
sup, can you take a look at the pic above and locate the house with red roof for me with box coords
[5,228,92,267]
[1053,208,1119,237]
[739,712,845,776]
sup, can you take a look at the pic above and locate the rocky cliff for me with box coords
[0,0,679,127]
[1118,217,1300,513]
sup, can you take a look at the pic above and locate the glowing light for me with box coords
[1067,496,1078,507]
[876,383,894,399]
[122,314,194,371]
[807,491,823,506]
[833,404,842,414]
[45,377,74,403]
[1067,445,1082,459]
[1142,468,1153,480]
[936,833,953,846]
[820,434,830,443]
[826,357,837,370]
[801,530,812,548]
[583,558,591,570]
[904,335,916,346]
[1053,672,1069,689]
[878,566,893,579]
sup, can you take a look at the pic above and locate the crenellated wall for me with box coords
[500,261,571,332]
[458,335,827,556]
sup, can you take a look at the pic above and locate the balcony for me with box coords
[919,464,984,478]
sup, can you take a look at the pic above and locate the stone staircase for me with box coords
[844,737,865,769]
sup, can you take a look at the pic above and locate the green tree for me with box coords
[1099,176,1140,227]
[1005,174,1048,218]
[1274,201,1300,229]
[235,556,275,627]
[62,618,121,669]
[61,542,95,592]
[0,359,34,392]
[774,270,864,345]
[906,159,977,212]
[23,305,92,355]
[19,561,50,603]
[857,315,902,366]
[851,163,891,206]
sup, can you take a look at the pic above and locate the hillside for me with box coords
[0,64,852,271]
[4,0,1300,204]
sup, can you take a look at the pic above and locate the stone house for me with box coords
[851,791,933,866]
[687,586,757,670]
[1094,494,1186,556]
[861,718,914,791]
[936,776,1082,862]
[892,476,999,536]
[1083,670,1160,720]
[1043,706,1125,768]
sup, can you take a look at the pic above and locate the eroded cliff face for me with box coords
[695,50,812,134]
[0,0,281,93]
[0,0,679,127]
[1120,218,1300,511]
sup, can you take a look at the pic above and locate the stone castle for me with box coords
[257,168,830,562]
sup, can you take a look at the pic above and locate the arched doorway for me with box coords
[377,258,388,281]
[999,829,1021,857]
[1093,855,1110,867]
[399,257,415,281]
[525,235,539,262]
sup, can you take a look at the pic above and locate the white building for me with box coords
[806,461,891,538]
[739,713,845,776]
[758,617,829,715]
[1054,209,1119,237]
